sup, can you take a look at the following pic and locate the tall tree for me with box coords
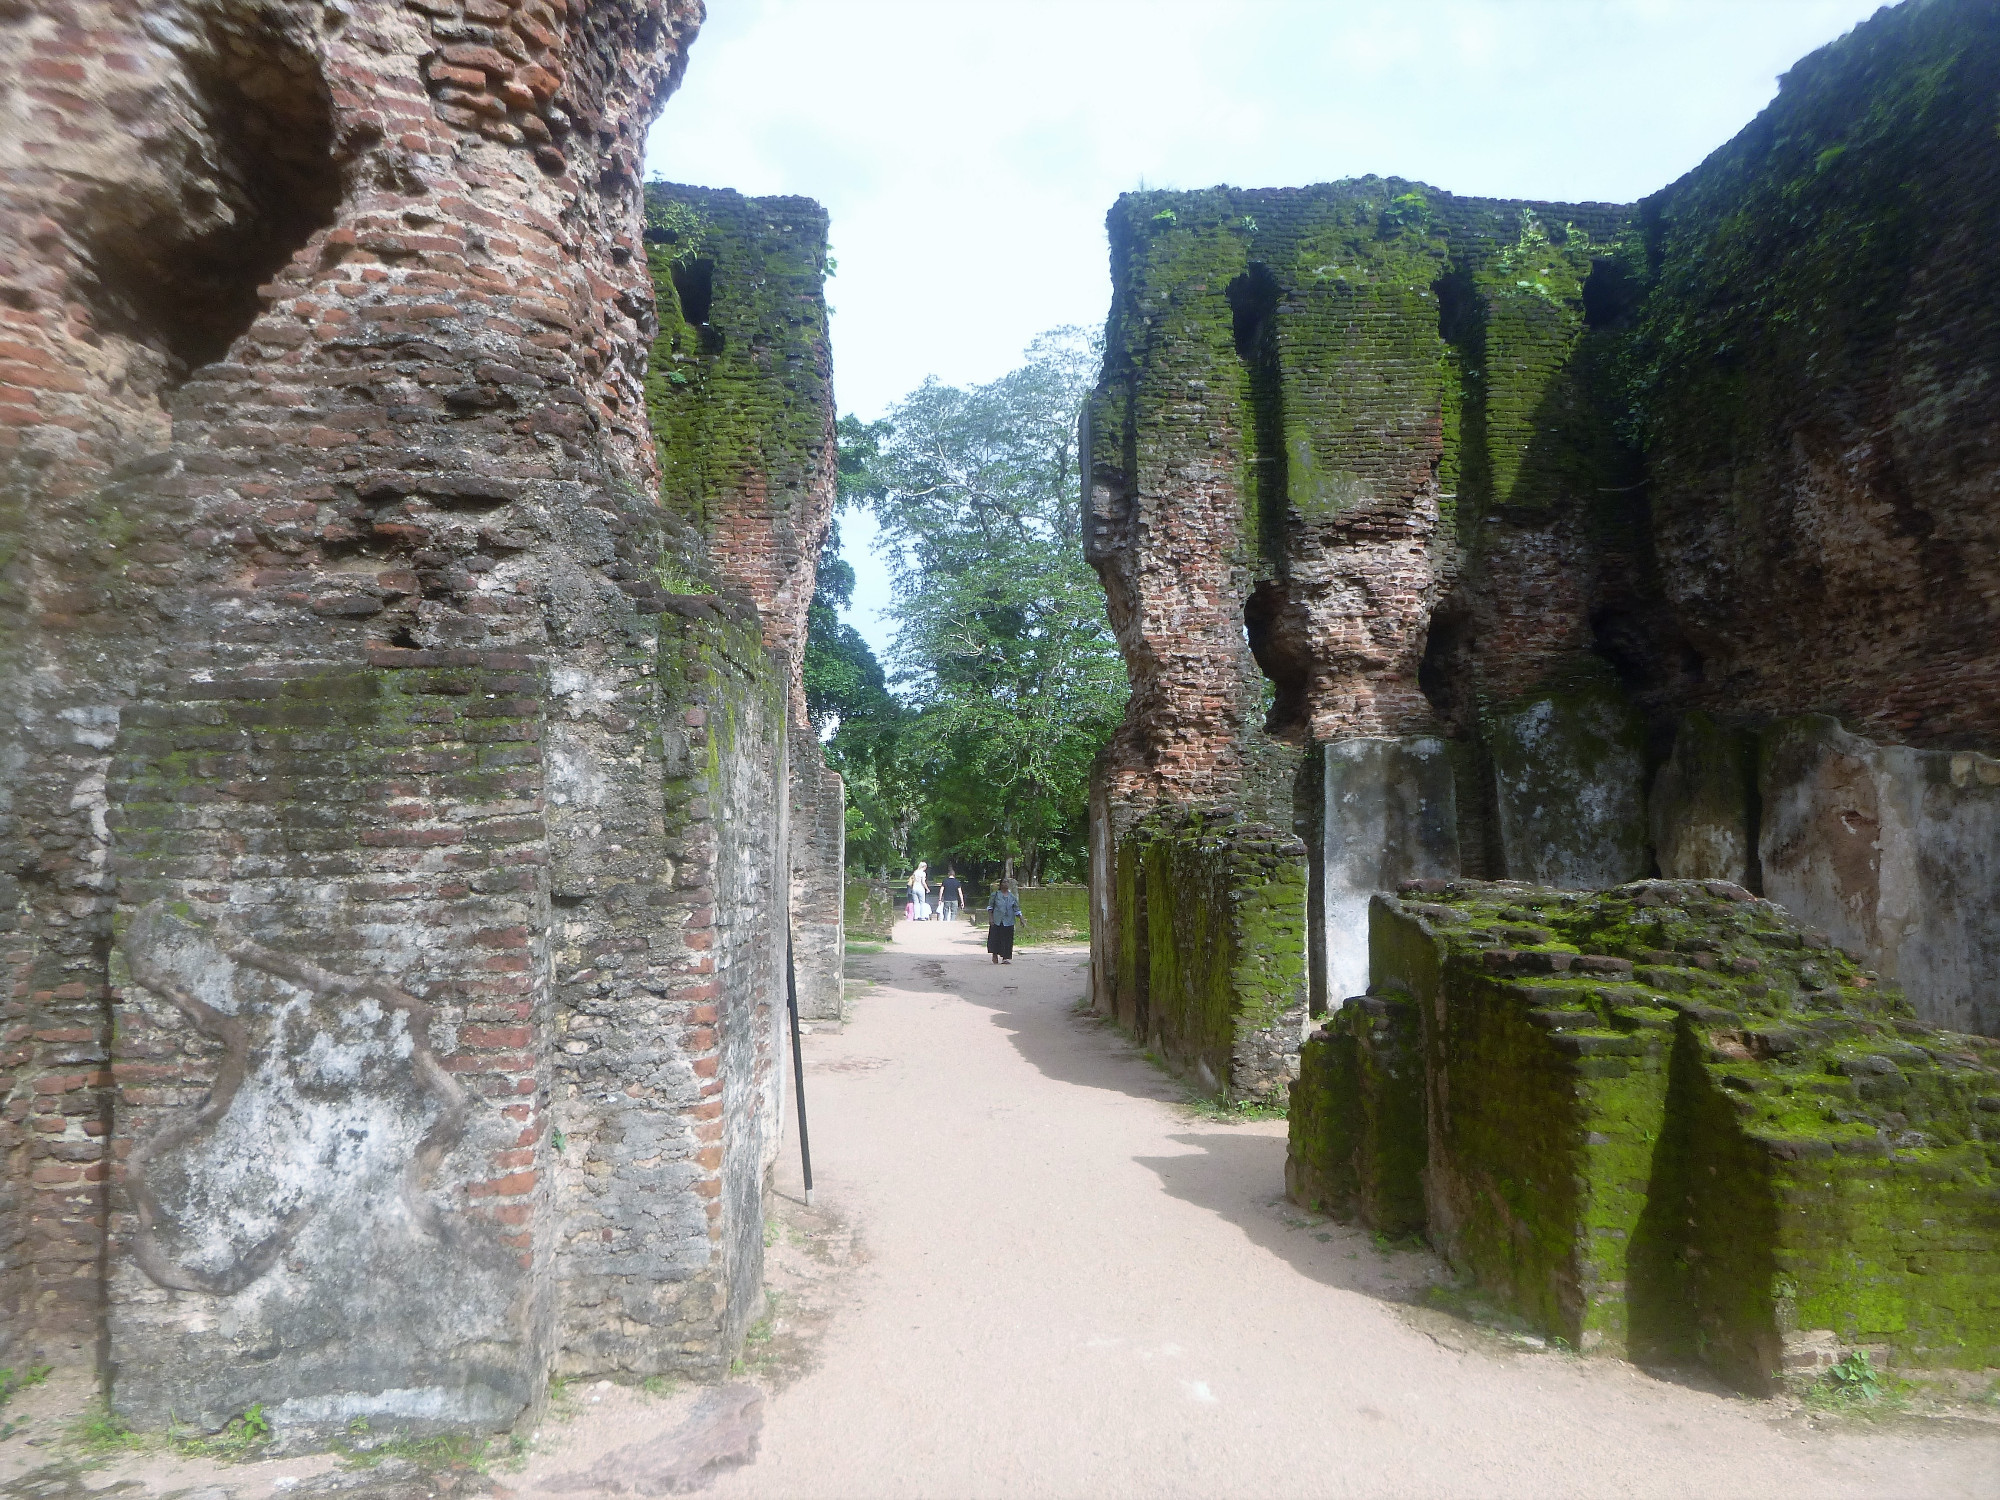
[843,328,1126,882]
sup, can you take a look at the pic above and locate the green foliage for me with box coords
[171,1403,272,1462]
[1809,1351,1887,1407]
[641,187,711,264]
[843,327,1126,882]
[0,1364,51,1440]
[70,1402,141,1456]
[339,1418,523,1473]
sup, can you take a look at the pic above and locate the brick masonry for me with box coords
[0,0,837,1439]
[1085,0,2000,1063]
[640,184,844,1023]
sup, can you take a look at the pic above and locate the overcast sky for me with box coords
[644,0,1889,655]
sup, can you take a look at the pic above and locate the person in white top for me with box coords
[909,861,929,921]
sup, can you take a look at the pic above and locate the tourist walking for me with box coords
[986,878,1022,964]
[939,868,963,923]
[909,860,929,922]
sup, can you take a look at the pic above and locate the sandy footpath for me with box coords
[519,916,1999,1500]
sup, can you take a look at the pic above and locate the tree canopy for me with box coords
[802,329,1126,884]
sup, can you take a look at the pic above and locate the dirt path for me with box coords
[518,916,1999,1500]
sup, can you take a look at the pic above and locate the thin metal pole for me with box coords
[785,937,814,1206]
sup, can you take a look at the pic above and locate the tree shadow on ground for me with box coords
[967,954,1186,1107]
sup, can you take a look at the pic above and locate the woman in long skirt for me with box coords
[986,878,1022,964]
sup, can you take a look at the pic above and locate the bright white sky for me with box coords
[644,0,1886,657]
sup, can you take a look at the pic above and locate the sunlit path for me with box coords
[666,922,1994,1499]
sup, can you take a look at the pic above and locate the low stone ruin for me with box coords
[1289,879,2000,1392]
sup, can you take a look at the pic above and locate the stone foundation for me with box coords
[1288,881,2000,1392]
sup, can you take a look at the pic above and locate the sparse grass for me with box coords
[1370,1228,1427,1254]
[68,1401,146,1458]
[1180,1094,1287,1124]
[1803,1351,1910,1414]
[640,1375,681,1400]
[729,1294,784,1380]
[164,1402,274,1463]
[844,941,885,955]
[0,1364,51,1440]
[338,1421,525,1473]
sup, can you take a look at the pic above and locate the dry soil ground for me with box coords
[5,916,1997,1500]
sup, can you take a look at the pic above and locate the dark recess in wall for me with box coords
[672,258,722,352]
[1244,580,1311,737]
[84,13,342,384]
[1226,263,1288,565]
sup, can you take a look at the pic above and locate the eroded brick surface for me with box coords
[0,0,837,1439]
[1085,2,2000,1065]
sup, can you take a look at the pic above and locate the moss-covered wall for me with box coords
[1630,0,2000,751]
[1112,815,1307,1102]
[1289,877,2000,1391]
[1088,0,2000,1050]
[639,182,846,1024]
[844,880,895,944]
[1009,885,1089,946]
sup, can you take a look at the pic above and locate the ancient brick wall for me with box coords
[0,0,832,1442]
[1085,0,2000,1046]
[641,183,844,1021]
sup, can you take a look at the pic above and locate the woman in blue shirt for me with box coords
[986,878,1022,964]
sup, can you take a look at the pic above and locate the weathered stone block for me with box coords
[1487,668,1650,890]
[1760,715,2000,1037]
[1651,712,1757,886]
[1318,736,1458,1007]
[1315,879,2000,1390]
[1126,815,1308,1103]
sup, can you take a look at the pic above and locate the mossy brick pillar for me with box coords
[641,183,844,1023]
[1137,815,1308,1103]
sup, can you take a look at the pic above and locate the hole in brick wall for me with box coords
[1226,263,1278,360]
[1582,255,1643,330]
[1226,264,1287,565]
[1590,601,1704,705]
[1243,580,1311,738]
[80,9,342,386]
[1417,593,1477,737]
[672,257,715,327]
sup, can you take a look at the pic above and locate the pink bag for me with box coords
[906,901,915,920]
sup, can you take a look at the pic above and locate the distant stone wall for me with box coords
[843,880,894,945]
[1085,0,2000,1047]
[1011,885,1089,946]
[1290,882,2000,1392]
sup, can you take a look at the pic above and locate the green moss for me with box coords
[1315,878,2000,1389]
[843,880,895,944]
[1010,885,1089,945]
[641,182,832,553]
[1110,812,1307,1102]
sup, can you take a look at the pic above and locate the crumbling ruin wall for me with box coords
[1085,0,2000,1065]
[0,0,834,1442]
[1289,880,2000,1392]
[642,183,844,1023]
